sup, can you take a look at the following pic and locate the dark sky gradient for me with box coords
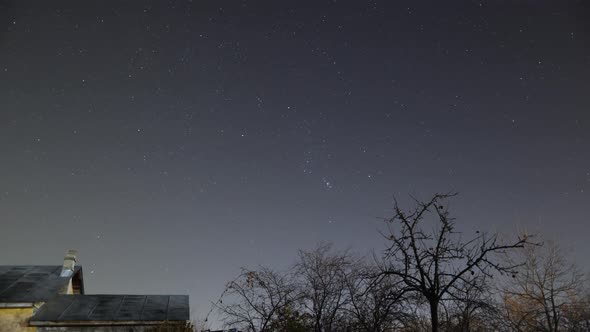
[1,1,589,326]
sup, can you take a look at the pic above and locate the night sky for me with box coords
[1,0,589,326]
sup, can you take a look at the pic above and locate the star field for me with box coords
[1,0,589,326]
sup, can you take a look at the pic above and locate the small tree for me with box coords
[501,240,586,332]
[296,243,350,332]
[380,193,530,332]
[441,275,500,332]
[217,267,297,332]
[344,262,410,331]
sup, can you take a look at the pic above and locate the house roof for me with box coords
[0,265,82,304]
[29,294,189,325]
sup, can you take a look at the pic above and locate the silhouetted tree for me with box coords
[267,304,309,332]
[296,243,350,332]
[441,275,501,331]
[379,193,531,332]
[344,262,411,331]
[217,267,298,332]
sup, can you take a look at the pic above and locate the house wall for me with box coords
[0,307,36,332]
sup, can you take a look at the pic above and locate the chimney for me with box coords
[60,249,77,277]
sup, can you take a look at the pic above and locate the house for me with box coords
[0,250,189,331]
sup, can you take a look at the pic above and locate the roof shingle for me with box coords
[0,266,80,303]
[30,294,189,324]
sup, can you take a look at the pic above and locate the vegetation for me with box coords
[500,241,589,331]
[214,193,589,332]
[147,321,197,332]
[379,193,530,332]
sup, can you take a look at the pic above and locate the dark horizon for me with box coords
[1,1,589,328]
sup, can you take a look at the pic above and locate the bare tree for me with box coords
[344,261,411,332]
[441,275,501,332]
[501,240,586,332]
[296,243,350,332]
[380,193,530,332]
[217,267,297,332]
